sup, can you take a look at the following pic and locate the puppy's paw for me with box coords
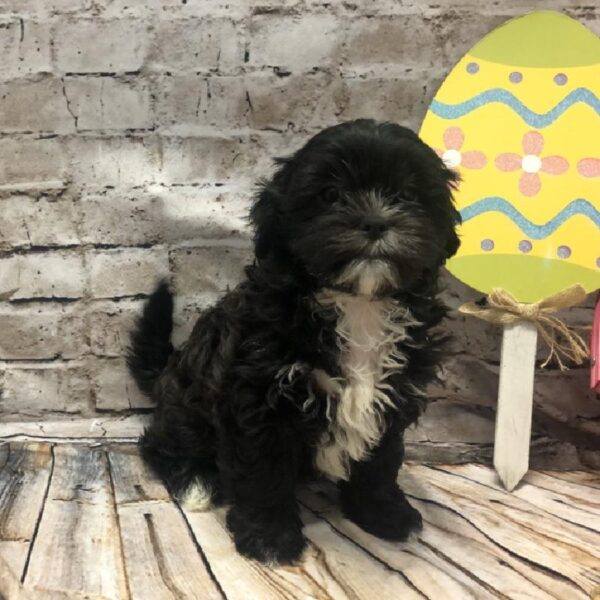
[227,506,306,565]
[340,486,422,542]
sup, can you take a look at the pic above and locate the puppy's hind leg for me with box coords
[141,417,223,511]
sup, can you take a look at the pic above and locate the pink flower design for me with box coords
[495,131,569,197]
[436,127,487,170]
[577,158,600,178]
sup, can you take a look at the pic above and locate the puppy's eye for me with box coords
[322,188,338,203]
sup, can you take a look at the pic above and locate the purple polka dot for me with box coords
[554,73,568,86]
[519,240,532,253]
[466,62,479,74]
[557,245,571,259]
[481,239,494,251]
[509,71,523,83]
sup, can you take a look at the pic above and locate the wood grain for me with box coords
[107,448,224,600]
[183,507,348,600]
[443,463,600,533]
[1,442,598,600]
[0,443,53,578]
[402,465,599,598]
[23,445,129,599]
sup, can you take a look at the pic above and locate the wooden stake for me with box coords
[494,321,538,491]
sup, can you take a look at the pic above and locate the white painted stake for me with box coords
[494,320,538,492]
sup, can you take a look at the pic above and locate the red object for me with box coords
[592,293,600,393]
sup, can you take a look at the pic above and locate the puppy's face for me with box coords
[252,120,460,296]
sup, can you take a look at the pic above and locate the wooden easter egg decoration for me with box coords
[419,11,600,490]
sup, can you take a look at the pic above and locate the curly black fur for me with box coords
[129,119,460,564]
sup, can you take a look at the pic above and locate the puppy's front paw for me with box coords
[340,485,422,542]
[226,506,306,565]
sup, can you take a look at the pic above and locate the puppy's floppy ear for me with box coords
[442,167,462,260]
[250,157,292,259]
[250,184,280,260]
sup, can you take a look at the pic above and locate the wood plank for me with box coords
[0,541,28,581]
[402,465,599,597]
[300,482,576,600]
[0,416,148,443]
[112,447,423,599]
[0,443,53,577]
[184,505,355,600]
[0,551,32,600]
[399,467,587,600]
[441,464,600,533]
[23,445,129,599]
[299,487,494,600]
[107,448,223,600]
[181,479,426,597]
[406,494,584,600]
[494,321,538,491]
[540,470,600,490]
[432,465,600,554]
[106,445,168,505]
[299,505,425,600]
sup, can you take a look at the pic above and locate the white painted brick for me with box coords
[345,16,438,69]
[54,18,149,73]
[0,76,74,133]
[0,197,79,249]
[335,77,434,132]
[0,0,596,431]
[157,186,251,242]
[80,187,250,246]
[112,0,302,19]
[425,13,511,65]
[88,298,144,357]
[0,0,95,16]
[0,19,52,79]
[68,135,161,187]
[159,136,251,184]
[150,18,244,74]
[344,14,509,71]
[63,77,153,131]
[80,193,163,246]
[89,247,169,298]
[0,137,67,187]
[171,245,251,295]
[245,72,342,131]
[91,357,152,410]
[0,363,90,417]
[249,14,341,71]
[0,303,87,359]
[0,252,86,300]
[156,75,250,134]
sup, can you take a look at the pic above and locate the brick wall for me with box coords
[0,0,598,465]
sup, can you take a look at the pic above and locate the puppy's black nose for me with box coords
[361,216,388,240]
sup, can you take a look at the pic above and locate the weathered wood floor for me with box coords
[0,443,598,600]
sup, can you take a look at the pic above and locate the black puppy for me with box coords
[128,119,460,564]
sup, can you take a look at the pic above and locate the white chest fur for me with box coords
[313,291,417,481]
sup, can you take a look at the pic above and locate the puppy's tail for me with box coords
[127,280,174,398]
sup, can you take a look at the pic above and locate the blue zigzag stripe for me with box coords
[431,87,600,127]
[460,197,600,239]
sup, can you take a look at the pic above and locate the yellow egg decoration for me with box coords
[420,10,600,303]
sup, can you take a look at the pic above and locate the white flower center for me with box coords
[522,154,542,173]
[442,149,462,168]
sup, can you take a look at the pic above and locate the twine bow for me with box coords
[459,284,589,370]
